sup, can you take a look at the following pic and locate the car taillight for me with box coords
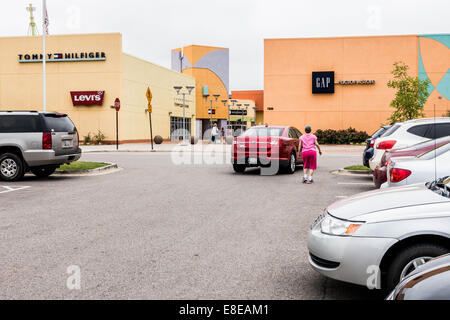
[42,132,52,150]
[370,139,375,148]
[390,168,411,183]
[377,140,396,150]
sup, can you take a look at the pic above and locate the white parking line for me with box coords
[0,186,31,194]
[337,182,373,186]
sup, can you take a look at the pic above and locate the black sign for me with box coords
[208,109,216,115]
[229,110,247,116]
[18,52,106,63]
[312,71,335,94]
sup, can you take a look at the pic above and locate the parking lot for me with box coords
[0,147,386,299]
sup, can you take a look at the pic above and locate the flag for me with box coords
[43,0,49,35]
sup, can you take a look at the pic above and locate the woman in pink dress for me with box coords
[299,126,322,184]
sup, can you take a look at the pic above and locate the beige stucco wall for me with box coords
[122,53,196,141]
[0,33,123,141]
[230,99,256,127]
[0,33,195,142]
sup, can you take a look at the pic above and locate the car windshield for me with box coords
[381,124,401,137]
[426,176,450,198]
[44,114,76,133]
[242,127,284,137]
[417,141,450,160]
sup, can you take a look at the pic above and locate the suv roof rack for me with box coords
[0,110,39,113]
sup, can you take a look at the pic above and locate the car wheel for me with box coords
[285,152,296,174]
[31,166,57,178]
[233,164,246,173]
[386,243,448,291]
[0,153,25,182]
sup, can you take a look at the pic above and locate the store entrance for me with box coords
[170,116,191,141]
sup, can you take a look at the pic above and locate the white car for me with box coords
[384,142,450,188]
[307,176,450,291]
[369,118,450,170]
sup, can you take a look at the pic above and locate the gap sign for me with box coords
[70,91,105,106]
[312,71,335,94]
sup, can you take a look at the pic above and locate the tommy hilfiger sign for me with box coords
[18,52,106,63]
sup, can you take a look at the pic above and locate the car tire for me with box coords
[386,243,448,291]
[31,166,57,178]
[285,152,296,174]
[233,164,246,173]
[0,152,25,182]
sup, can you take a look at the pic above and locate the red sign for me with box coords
[70,91,105,106]
[114,98,121,112]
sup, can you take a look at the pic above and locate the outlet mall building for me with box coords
[264,34,449,134]
[0,33,196,143]
[1,32,448,141]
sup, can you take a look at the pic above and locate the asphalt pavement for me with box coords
[0,149,386,299]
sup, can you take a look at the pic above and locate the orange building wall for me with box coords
[264,35,449,134]
[232,90,264,111]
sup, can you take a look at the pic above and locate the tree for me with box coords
[387,62,431,123]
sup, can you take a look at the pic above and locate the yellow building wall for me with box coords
[0,33,123,141]
[122,54,196,141]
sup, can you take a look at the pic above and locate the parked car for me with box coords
[384,141,450,188]
[0,111,81,181]
[307,176,450,291]
[232,126,303,174]
[386,254,450,300]
[373,136,450,188]
[368,117,450,170]
[363,125,392,168]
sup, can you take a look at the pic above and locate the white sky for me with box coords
[1,0,449,91]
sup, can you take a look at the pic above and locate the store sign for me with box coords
[312,71,335,94]
[229,110,247,116]
[338,80,376,85]
[208,109,216,115]
[70,91,105,106]
[18,52,106,63]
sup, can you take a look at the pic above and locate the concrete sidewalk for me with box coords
[81,142,365,153]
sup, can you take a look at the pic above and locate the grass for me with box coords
[57,161,108,171]
[344,165,371,171]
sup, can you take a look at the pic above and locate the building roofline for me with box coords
[0,32,122,40]
[264,33,449,41]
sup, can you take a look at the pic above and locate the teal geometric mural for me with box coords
[418,34,450,100]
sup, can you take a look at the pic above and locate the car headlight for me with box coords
[320,214,362,236]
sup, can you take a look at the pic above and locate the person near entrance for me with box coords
[299,125,322,184]
[211,123,219,143]
[220,127,225,143]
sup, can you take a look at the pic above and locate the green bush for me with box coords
[94,130,106,145]
[83,132,93,145]
[314,127,369,145]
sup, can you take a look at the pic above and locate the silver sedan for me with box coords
[307,177,450,291]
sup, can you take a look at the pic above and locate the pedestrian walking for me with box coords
[211,123,219,144]
[299,125,322,184]
[220,127,225,144]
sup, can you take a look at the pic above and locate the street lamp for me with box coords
[222,99,237,137]
[205,94,220,129]
[174,85,195,144]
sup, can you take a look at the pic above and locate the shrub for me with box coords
[83,132,93,145]
[314,127,369,145]
[93,130,106,145]
[443,110,450,117]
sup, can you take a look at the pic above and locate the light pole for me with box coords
[205,94,220,130]
[174,85,195,145]
[222,99,237,137]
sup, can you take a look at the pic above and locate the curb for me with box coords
[54,162,118,175]
[331,168,373,176]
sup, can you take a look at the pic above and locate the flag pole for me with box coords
[42,0,46,112]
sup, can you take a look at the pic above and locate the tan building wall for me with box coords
[122,54,196,141]
[264,35,449,134]
[0,33,195,142]
[230,99,256,128]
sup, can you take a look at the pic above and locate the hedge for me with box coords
[314,127,369,145]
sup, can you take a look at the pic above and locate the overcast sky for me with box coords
[2,0,449,91]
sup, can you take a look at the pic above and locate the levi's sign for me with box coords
[312,71,335,94]
[18,52,106,63]
[70,91,105,106]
